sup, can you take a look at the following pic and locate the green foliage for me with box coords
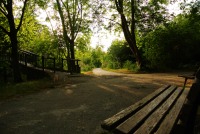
[123,60,139,72]
[149,0,169,4]
[104,39,135,69]
[75,33,92,53]
[141,26,170,70]
[16,8,68,70]
[75,34,105,71]
[141,3,200,70]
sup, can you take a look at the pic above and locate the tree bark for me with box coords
[70,40,75,73]
[6,0,23,82]
[56,0,80,73]
[10,32,22,82]
[0,0,28,82]
[56,0,71,72]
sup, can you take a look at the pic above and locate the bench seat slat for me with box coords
[101,85,170,130]
[115,85,177,134]
[134,87,183,134]
[156,88,189,134]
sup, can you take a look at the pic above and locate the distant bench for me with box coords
[178,74,195,87]
[179,67,200,87]
[101,83,200,134]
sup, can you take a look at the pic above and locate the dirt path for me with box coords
[0,69,193,134]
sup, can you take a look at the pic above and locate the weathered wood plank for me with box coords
[134,87,183,134]
[115,85,177,134]
[155,87,189,134]
[101,85,170,130]
[174,84,200,134]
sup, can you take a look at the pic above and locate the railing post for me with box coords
[35,55,38,67]
[18,53,21,63]
[61,58,64,70]
[25,54,27,66]
[53,58,56,73]
[42,56,44,71]
[3,67,7,83]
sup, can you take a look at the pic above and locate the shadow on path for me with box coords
[0,69,193,134]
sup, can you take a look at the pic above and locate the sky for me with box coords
[37,0,189,52]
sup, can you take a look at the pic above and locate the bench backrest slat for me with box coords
[115,85,177,134]
[134,87,184,134]
[156,87,189,134]
[101,85,170,130]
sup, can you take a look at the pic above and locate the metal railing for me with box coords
[18,50,81,73]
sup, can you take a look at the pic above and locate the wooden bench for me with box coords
[101,84,200,134]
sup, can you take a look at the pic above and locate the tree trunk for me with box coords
[10,32,22,82]
[115,0,142,68]
[120,14,142,68]
[0,0,28,82]
[56,0,72,72]
[7,3,23,82]
[70,41,76,73]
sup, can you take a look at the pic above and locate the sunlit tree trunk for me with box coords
[114,0,142,68]
[56,0,71,72]
[55,0,83,73]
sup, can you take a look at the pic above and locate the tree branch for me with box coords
[73,0,83,40]
[1,0,8,9]
[103,16,121,26]
[0,4,8,17]
[16,0,28,31]
[114,0,119,11]
[131,0,135,35]
[61,0,73,38]
[56,0,71,42]
[44,9,57,36]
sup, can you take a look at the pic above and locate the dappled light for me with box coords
[98,85,116,93]
[112,84,145,96]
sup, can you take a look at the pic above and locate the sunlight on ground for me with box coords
[98,85,115,93]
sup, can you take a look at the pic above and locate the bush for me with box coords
[123,60,140,72]
[141,13,200,70]
[107,61,121,69]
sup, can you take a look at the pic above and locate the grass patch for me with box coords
[103,68,135,74]
[0,78,55,101]
[82,71,93,75]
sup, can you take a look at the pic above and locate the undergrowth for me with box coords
[0,78,55,100]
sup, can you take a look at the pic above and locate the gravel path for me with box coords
[0,69,192,134]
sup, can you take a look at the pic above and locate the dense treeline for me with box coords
[141,7,200,70]
[103,1,200,71]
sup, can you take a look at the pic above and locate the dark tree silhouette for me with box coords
[0,0,28,82]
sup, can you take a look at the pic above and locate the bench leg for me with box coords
[183,78,188,88]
